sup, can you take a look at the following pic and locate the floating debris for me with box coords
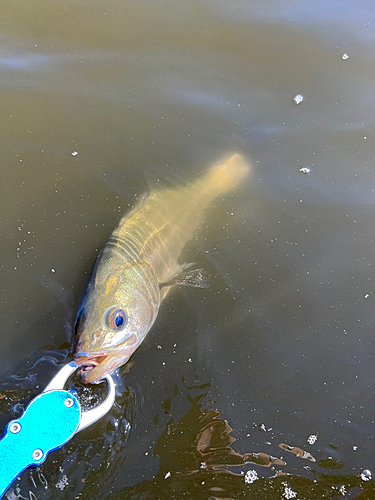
[339,485,346,495]
[342,53,349,60]
[299,167,311,174]
[293,94,304,104]
[361,469,372,481]
[51,268,56,273]
[353,445,358,450]
[71,151,78,156]
[164,472,171,479]
[364,294,370,299]
[244,470,258,484]
[307,434,317,445]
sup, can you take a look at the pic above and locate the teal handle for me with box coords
[0,390,81,498]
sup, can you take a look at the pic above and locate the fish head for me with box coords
[74,260,159,383]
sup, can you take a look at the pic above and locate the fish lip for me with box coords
[74,353,110,378]
[74,354,110,383]
[74,354,107,366]
[74,337,135,361]
[75,353,122,384]
[73,338,136,383]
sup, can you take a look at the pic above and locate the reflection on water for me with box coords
[2,0,375,498]
[3,360,374,500]
[110,393,375,500]
[153,394,285,472]
[279,443,316,463]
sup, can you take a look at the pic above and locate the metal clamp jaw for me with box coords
[44,361,116,432]
[0,362,116,498]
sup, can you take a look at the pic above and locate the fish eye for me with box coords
[107,308,127,330]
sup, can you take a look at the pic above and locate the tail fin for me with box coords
[203,154,250,197]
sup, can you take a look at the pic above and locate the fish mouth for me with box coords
[74,355,105,368]
[74,338,135,384]
[74,354,112,384]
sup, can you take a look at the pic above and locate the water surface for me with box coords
[1,0,375,498]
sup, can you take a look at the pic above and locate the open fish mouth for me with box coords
[75,355,104,367]
[74,354,110,383]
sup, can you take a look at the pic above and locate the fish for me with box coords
[73,154,249,383]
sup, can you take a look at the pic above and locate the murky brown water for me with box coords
[1,0,375,498]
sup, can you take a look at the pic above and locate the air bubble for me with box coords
[361,469,372,481]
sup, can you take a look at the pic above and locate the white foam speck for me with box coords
[299,167,311,174]
[283,484,297,499]
[55,475,68,491]
[244,470,258,484]
[307,434,317,445]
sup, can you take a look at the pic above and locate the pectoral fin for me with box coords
[160,265,209,289]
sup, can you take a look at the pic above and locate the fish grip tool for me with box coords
[0,361,115,498]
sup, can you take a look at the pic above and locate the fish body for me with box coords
[74,154,249,383]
